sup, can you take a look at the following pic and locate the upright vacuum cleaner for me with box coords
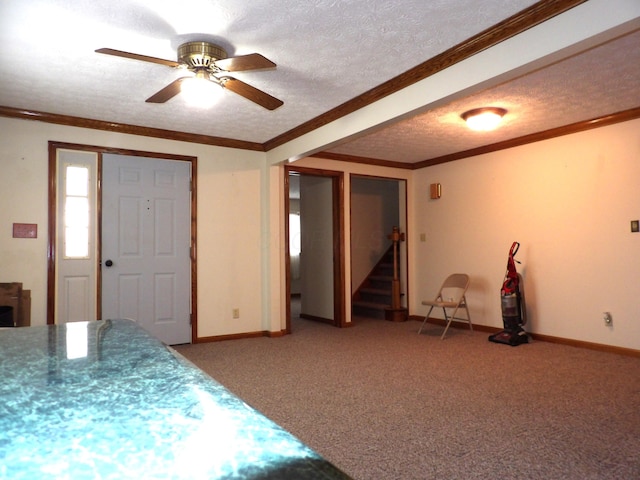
[489,241,529,346]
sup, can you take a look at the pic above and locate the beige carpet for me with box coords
[175,313,640,480]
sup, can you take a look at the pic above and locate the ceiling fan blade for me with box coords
[221,77,283,110]
[215,53,276,72]
[96,48,180,68]
[145,78,187,103]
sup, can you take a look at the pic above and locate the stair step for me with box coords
[352,245,398,320]
[359,288,391,296]
[369,275,392,282]
[352,300,389,319]
[352,300,389,311]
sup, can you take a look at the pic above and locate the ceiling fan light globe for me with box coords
[180,77,221,108]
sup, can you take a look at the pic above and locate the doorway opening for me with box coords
[284,166,345,334]
[350,175,408,321]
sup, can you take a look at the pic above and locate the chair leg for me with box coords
[418,306,434,334]
[440,307,458,340]
[462,298,472,331]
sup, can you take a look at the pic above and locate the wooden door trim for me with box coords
[284,165,346,333]
[349,174,409,313]
[47,142,198,343]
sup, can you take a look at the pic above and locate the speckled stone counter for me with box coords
[0,319,351,479]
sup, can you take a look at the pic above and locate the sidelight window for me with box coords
[64,165,90,258]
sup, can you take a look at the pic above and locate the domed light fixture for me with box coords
[461,107,507,131]
[180,70,223,108]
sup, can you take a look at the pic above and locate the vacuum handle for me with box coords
[509,241,521,263]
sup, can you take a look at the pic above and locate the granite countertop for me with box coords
[0,319,351,479]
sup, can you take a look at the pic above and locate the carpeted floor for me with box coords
[175,307,640,480]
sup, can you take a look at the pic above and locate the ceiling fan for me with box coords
[96,41,283,110]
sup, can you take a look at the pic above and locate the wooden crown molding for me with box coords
[6,103,635,172]
[413,106,640,169]
[311,151,414,170]
[0,1,587,157]
[0,106,265,151]
[262,0,588,151]
[312,107,640,170]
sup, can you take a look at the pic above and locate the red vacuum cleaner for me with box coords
[489,242,529,346]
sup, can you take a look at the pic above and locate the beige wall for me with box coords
[2,115,639,349]
[412,118,640,349]
[0,117,267,339]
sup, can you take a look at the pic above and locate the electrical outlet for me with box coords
[232,308,240,319]
[603,312,612,326]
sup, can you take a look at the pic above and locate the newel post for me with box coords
[385,226,408,322]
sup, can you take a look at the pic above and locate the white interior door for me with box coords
[102,154,191,345]
[299,175,334,321]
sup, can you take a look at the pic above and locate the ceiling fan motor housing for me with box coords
[178,42,228,70]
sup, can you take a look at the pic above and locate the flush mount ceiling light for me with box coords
[461,107,507,131]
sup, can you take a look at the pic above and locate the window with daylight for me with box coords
[289,213,301,256]
[64,165,90,258]
[289,213,301,280]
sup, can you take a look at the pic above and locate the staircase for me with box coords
[352,246,394,319]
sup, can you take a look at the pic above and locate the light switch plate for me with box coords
[631,220,639,233]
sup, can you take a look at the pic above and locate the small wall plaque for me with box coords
[13,223,37,239]
[430,183,441,199]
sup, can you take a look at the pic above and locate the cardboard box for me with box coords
[0,283,31,327]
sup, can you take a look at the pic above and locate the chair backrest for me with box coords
[438,274,470,302]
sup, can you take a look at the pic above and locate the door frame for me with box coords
[47,141,198,342]
[349,174,409,311]
[284,165,346,333]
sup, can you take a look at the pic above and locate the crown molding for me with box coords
[0,106,265,151]
[0,0,596,159]
[263,0,588,151]
[413,106,640,169]
[313,107,640,169]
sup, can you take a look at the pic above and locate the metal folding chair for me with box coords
[419,273,472,340]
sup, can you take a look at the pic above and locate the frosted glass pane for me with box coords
[65,197,89,228]
[65,227,89,258]
[66,166,89,196]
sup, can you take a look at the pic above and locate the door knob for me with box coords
[105,259,114,267]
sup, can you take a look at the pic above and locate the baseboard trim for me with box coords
[528,333,640,358]
[195,330,283,343]
[300,313,334,325]
[409,315,640,358]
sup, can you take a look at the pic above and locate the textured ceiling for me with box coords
[326,29,640,163]
[0,0,638,165]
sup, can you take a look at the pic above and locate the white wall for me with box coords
[299,175,334,320]
[0,117,268,339]
[412,118,640,349]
